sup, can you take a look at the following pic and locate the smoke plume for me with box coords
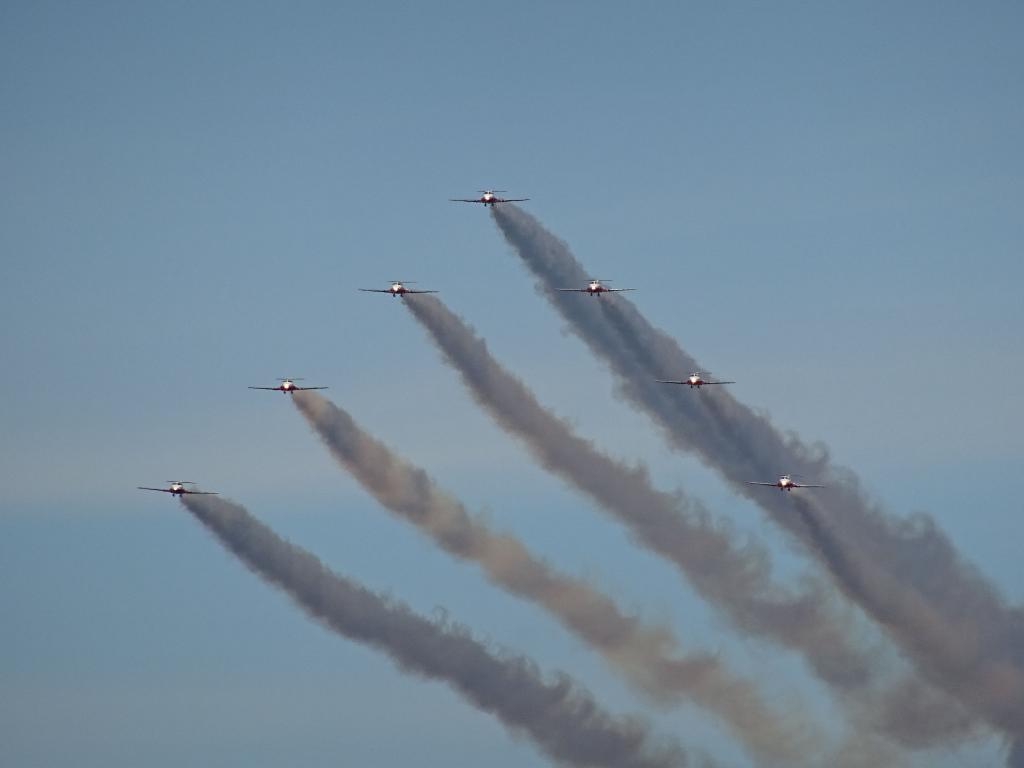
[491,203,1021,746]
[404,294,863,681]
[293,390,819,766]
[181,492,689,768]
[403,292,967,757]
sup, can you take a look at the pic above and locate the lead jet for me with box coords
[449,190,529,207]
[137,481,218,497]
[657,373,735,389]
[249,378,328,394]
[358,281,438,298]
[557,279,636,297]
[747,475,824,492]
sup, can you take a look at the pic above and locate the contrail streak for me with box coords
[491,203,1020,748]
[293,390,820,767]
[180,493,689,768]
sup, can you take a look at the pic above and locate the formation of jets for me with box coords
[449,189,529,207]
[248,378,328,394]
[558,279,636,296]
[358,281,438,298]
[657,373,735,388]
[141,190,823,499]
[137,481,217,496]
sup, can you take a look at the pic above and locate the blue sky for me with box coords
[2,2,1022,766]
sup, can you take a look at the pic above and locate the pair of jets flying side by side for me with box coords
[137,378,328,496]
[357,278,636,299]
[137,472,822,497]
[655,376,823,490]
[138,376,820,496]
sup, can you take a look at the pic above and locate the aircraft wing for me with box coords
[655,380,686,384]
[248,386,282,390]
[556,288,589,292]
[495,198,529,203]
[704,381,736,385]
[795,483,824,488]
[450,199,484,203]
[607,288,637,292]
[358,289,395,293]
[404,289,439,294]
[138,486,175,493]
[294,386,329,391]
[181,490,218,495]
[746,482,779,486]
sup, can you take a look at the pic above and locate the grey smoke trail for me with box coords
[180,493,688,768]
[491,204,1022,747]
[404,294,863,683]
[401,293,944,761]
[292,391,818,767]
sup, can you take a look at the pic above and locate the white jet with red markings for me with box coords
[248,378,329,394]
[557,279,636,296]
[747,475,824,492]
[358,281,439,299]
[657,373,735,389]
[137,481,218,497]
[450,190,529,207]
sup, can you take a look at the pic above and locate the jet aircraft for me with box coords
[249,378,328,393]
[557,279,636,296]
[358,281,438,298]
[657,373,735,388]
[449,190,529,207]
[747,475,824,491]
[137,481,218,496]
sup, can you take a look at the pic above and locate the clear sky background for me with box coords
[2,2,1022,766]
